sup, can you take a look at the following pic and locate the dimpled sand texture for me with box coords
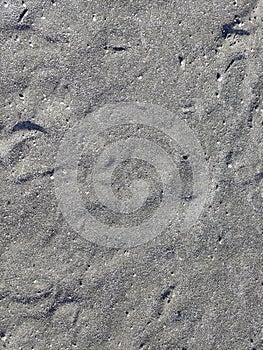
[0,1,262,350]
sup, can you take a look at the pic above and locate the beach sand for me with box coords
[0,1,262,349]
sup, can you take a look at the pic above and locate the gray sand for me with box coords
[0,0,262,349]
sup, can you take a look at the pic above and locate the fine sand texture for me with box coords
[0,1,262,349]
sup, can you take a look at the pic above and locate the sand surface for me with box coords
[0,0,262,349]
